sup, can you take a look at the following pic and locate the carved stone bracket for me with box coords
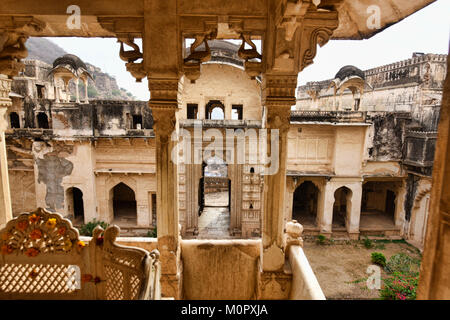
[270,4,339,74]
[0,17,45,78]
[183,31,216,83]
[238,34,262,80]
[117,36,147,82]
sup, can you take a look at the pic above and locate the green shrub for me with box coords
[380,271,418,300]
[385,253,420,274]
[316,234,327,245]
[87,86,98,98]
[363,237,374,249]
[79,219,109,236]
[371,252,386,267]
[146,227,157,238]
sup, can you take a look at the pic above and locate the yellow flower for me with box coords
[63,239,73,251]
[46,218,57,229]
[77,240,86,249]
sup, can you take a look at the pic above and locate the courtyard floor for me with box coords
[303,239,422,300]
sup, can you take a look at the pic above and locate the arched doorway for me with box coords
[9,112,20,128]
[198,156,230,238]
[333,187,352,230]
[360,181,397,229]
[37,112,49,129]
[205,100,225,120]
[112,183,137,225]
[292,181,319,227]
[67,187,84,224]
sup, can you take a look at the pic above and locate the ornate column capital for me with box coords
[262,74,297,133]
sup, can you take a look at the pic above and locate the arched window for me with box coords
[205,100,225,120]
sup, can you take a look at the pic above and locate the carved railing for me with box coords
[290,110,366,123]
[0,208,161,300]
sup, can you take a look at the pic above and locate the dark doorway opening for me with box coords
[37,112,49,129]
[112,183,137,225]
[67,187,84,225]
[10,112,20,128]
[333,187,352,230]
[292,181,319,227]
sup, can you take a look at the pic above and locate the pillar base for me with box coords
[257,260,292,300]
[160,266,183,299]
[348,231,360,240]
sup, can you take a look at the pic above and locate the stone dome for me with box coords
[334,65,365,81]
[52,54,88,71]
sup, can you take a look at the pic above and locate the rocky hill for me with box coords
[26,37,135,100]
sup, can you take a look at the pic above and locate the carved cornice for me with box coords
[97,17,143,39]
[262,74,297,105]
[0,16,45,34]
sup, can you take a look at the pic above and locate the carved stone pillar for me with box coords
[261,74,297,272]
[0,31,30,227]
[0,75,13,227]
[149,78,182,299]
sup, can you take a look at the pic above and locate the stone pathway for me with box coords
[197,207,232,239]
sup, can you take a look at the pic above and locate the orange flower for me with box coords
[58,226,67,236]
[46,218,57,229]
[1,232,11,241]
[29,269,39,279]
[81,274,93,283]
[17,220,29,231]
[29,214,40,223]
[30,229,42,240]
[1,244,13,255]
[25,247,39,257]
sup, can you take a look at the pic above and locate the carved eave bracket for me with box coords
[117,36,146,83]
[270,4,339,74]
[238,34,262,80]
[0,16,45,78]
[182,30,216,84]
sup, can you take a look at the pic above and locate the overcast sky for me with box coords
[48,0,450,101]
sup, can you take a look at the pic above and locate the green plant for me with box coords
[371,252,386,267]
[87,86,98,98]
[380,271,418,300]
[385,253,420,274]
[374,242,386,250]
[316,234,327,245]
[146,227,157,238]
[363,237,374,249]
[79,219,109,236]
[112,89,121,96]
